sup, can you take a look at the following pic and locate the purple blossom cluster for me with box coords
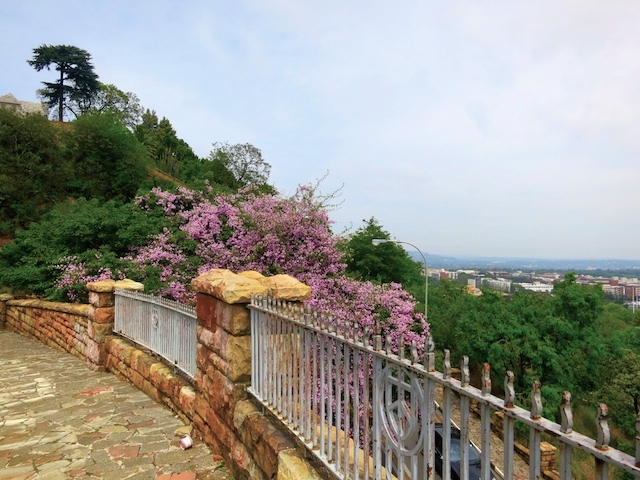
[54,256,114,302]
[56,184,428,344]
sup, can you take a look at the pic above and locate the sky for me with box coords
[2,1,639,260]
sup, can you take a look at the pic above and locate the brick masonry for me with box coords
[0,270,321,480]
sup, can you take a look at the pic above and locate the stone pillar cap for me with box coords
[86,279,144,293]
[192,269,310,304]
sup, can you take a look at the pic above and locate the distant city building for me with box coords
[0,93,47,115]
[518,282,554,293]
[468,277,482,288]
[482,277,511,293]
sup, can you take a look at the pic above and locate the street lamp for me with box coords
[372,238,428,320]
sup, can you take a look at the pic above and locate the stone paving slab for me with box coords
[0,331,233,480]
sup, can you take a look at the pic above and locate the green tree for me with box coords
[28,44,99,122]
[69,82,143,129]
[135,110,197,177]
[65,112,148,201]
[0,198,168,298]
[344,218,426,305]
[0,108,70,233]
[553,272,604,328]
[210,142,271,185]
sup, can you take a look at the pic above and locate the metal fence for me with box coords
[114,289,197,379]
[248,295,640,480]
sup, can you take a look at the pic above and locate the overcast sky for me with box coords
[3,1,639,260]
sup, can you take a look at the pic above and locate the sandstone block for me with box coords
[87,321,113,342]
[88,306,115,324]
[277,449,323,480]
[191,269,268,304]
[86,278,144,293]
[251,273,311,301]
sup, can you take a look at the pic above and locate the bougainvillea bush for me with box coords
[53,184,427,349]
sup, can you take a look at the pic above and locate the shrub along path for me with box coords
[0,330,232,480]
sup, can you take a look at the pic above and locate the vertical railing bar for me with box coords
[480,402,492,480]
[328,336,334,463]
[529,426,541,480]
[343,342,350,478]
[353,348,360,480]
[560,443,572,479]
[335,336,342,472]
[425,376,436,480]
[297,318,303,434]
[503,416,515,480]
[443,384,452,480]
[396,370,404,480]
[373,355,382,480]
[306,324,312,442]
[363,351,371,480]
[311,325,318,448]
[460,394,470,480]
[595,458,608,480]
[320,329,326,459]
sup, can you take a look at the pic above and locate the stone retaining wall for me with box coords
[0,270,323,480]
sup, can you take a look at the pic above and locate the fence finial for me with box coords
[531,380,542,419]
[424,338,435,372]
[560,390,573,433]
[426,332,435,353]
[504,371,515,408]
[373,321,382,351]
[385,334,392,356]
[596,403,610,450]
[399,335,405,361]
[481,362,491,397]
[443,349,451,380]
[411,340,419,364]
[461,356,470,387]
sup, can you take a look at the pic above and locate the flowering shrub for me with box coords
[54,183,428,345]
[54,256,116,302]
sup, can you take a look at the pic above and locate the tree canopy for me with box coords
[210,142,271,186]
[344,217,426,306]
[28,44,99,122]
[69,82,143,129]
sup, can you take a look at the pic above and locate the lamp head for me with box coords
[372,238,390,246]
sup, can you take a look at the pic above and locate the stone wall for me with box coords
[0,271,324,480]
[4,298,90,361]
[190,269,322,480]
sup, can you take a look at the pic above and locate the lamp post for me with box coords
[372,238,428,321]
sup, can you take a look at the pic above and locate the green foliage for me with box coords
[0,109,70,233]
[553,272,604,328]
[209,142,271,186]
[73,82,143,129]
[28,44,99,122]
[65,112,148,200]
[135,110,198,177]
[0,198,168,298]
[428,273,628,420]
[343,218,425,303]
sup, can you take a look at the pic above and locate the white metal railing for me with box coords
[114,289,197,378]
[248,294,640,480]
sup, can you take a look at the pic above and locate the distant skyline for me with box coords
[2,1,639,260]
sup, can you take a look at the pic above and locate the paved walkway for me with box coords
[0,331,233,480]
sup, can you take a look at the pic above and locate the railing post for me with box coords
[0,293,13,330]
[85,279,143,371]
[481,363,492,480]
[529,380,542,480]
[503,370,516,480]
[190,269,312,480]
